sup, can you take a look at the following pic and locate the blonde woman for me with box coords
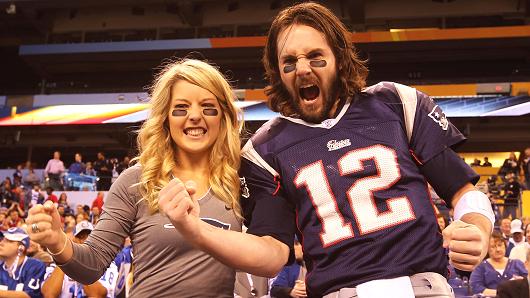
[26,59,243,297]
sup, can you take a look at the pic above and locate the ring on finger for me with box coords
[31,223,40,233]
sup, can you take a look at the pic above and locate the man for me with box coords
[44,151,65,191]
[507,219,525,256]
[0,227,46,298]
[509,225,530,262]
[158,2,493,297]
[501,217,512,241]
[497,247,530,297]
[93,152,112,191]
[482,157,492,167]
[270,239,307,298]
[41,221,118,298]
[68,153,86,175]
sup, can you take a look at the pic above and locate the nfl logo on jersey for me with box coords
[327,139,351,151]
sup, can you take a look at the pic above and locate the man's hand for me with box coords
[290,280,307,298]
[158,178,200,241]
[442,219,487,271]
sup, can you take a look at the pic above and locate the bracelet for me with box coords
[46,232,69,256]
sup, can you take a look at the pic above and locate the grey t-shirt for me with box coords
[59,165,242,297]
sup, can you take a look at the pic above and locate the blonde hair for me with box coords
[133,58,243,217]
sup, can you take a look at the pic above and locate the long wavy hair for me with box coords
[133,59,243,217]
[263,2,369,116]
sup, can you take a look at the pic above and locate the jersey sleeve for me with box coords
[391,82,465,164]
[409,90,465,163]
[23,259,46,298]
[240,143,296,251]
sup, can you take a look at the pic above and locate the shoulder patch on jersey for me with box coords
[428,105,449,130]
[240,177,250,198]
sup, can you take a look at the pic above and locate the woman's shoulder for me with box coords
[111,164,142,195]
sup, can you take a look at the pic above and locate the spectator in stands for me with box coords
[41,221,118,298]
[6,208,23,228]
[23,168,40,189]
[27,184,44,209]
[522,147,530,190]
[68,152,86,174]
[0,209,8,231]
[116,156,130,175]
[482,157,492,167]
[75,211,89,224]
[508,224,530,262]
[57,192,72,215]
[90,206,101,225]
[507,219,525,256]
[64,213,76,237]
[27,240,53,266]
[0,227,46,297]
[27,58,243,297]
[470,231,527,297]
[499,152,520,179]
[503,174,521,220]
[470,158,481,167]
[497,246,530,297]
[91,191,105,211]
[44,151,65,191]
[13,164,23,187]
[0,177,14,208]
[93,152,113,191]
[270,239,306,298]
[45,186,58,204]
[84,161,96,176]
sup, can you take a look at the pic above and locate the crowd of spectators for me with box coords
[0,149,529,297]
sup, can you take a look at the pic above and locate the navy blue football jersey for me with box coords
[0,257,45,298]
[240,82,475,297]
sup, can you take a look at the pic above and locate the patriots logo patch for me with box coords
[428,105,448,131]
[240,177,250,198]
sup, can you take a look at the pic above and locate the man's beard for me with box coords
[292,77,340,124]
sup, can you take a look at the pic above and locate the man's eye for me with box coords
[283,64,296,73]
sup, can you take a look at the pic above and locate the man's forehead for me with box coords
[276,24,329,56]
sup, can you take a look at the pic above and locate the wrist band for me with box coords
[453,190,495,232]
[46,232,69,256]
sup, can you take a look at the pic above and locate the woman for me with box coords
[470,231,527,297]
[26,59,243,297]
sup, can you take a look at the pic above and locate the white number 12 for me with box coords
[294,145,416,247]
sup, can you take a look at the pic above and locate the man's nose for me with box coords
[295,59,312,77]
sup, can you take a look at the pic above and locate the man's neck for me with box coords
[4,255,24,268]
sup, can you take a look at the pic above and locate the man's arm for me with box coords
[82,282,107,298]
[194,220,289,277]
[0,290,30,298]
[41,266,64,298]
[443,183,493,271]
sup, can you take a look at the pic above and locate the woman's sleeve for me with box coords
[470,262,487,294]
[58,167,139,284]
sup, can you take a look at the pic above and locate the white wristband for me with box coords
[453,190,495,232]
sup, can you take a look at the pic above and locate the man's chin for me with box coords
[299,111,326,124]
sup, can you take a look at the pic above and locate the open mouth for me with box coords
[184,127,206,137]
[299,84,320,101]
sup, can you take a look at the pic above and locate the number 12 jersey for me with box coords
[240,82,476,297]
